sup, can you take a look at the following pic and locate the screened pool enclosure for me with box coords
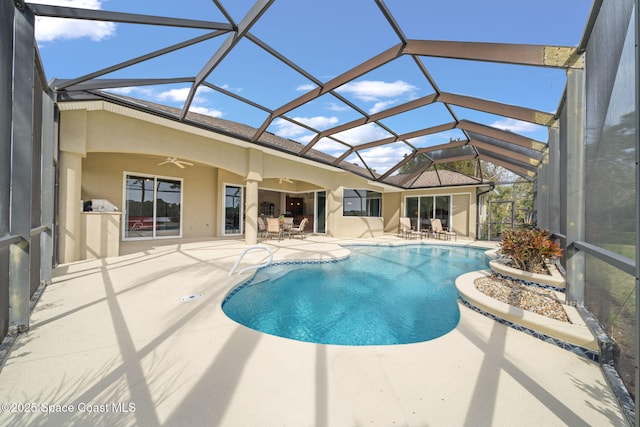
[1,1,638,423]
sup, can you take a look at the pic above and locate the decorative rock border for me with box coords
[456,270,599,360]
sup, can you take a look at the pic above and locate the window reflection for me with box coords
[406,195,450,231]
[156,179,181,237]
[225,185,243,234]
[343,189,382,217]
[125,174,182,239]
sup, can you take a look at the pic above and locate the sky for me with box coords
[30,0,594,174]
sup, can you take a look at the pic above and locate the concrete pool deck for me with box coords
[0,236,629,426]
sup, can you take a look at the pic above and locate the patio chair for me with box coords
[266,217,282,241]
[289,218,308,239]
[257,216,267,238]
[399,217,420,239]
[282,216,294,232]
[430,218,456,241]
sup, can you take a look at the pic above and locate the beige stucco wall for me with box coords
[82,152,218,239]
[452,194,471,237]
[81,212,121,259]
[382,192,402,234]
[57,101,481,260]
[64,105,355,189]
[58,151,83,263]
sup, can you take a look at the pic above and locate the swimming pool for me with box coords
[222,245,488,345]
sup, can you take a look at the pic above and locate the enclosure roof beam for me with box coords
[458,120,547,151]
[403,40,583,69]
[469,139,540,165]
[478,153,536,178]
[438,92,556,126]
[27,3,233,30]
[252,43,405,142]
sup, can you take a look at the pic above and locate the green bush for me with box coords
[499,228,563,273]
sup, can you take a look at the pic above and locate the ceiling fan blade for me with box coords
[158,157,192,167]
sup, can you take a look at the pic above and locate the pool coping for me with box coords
[223,240,493,302]
[456,269,599,360]
[489,257,566,289]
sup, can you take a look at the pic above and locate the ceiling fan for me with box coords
[157,157,194,168]
[278,178,294,184]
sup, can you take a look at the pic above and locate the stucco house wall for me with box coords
[82,152,218,239]
[57,99,480,262]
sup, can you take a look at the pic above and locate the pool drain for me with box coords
[180,294,203,302]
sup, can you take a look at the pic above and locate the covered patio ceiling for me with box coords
[30,0,592,188]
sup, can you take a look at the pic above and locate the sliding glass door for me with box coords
[405,195,450,231]
[315,190,326,234]
[124,174,182,239]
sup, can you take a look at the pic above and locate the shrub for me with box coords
[499,228,563,273]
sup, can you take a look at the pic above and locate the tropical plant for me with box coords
[499,228,563,273]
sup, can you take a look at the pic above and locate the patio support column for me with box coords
[245,179,259,245]
[564,67,586,303]
[635,0,640,410]
[547,125,561,234]
[59,151,83,263]
[245,148,263,246]
[40,94,55,282]
[8,4,35,334]
[58,109,87,263]
[0,0,15,336]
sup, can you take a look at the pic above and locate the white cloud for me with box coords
[313,138,347,154]
[272,119,307,138]
[188,105,223,118]
[337,80,416,103]
[272,116,339,139]
[369,100,397,114]
[32,0,116,43]
[157,86,212,104]
[295,116,339,129]
[108,85,216,109]
[326,102,349,112]
[296,134,316,145]
[358,144,412,173]
[104,86,158,98]
[333,123,391,146]
[219,83,243,94]
[155,86,222,117]
[296,83,317,92]
[490,118,540,134]
[105,87,134,95]
[157,88,192,103]
[272,116,385,157]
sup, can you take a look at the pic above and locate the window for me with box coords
[343,189,382,217]
[124,174,182,239]
[224,185,243,235]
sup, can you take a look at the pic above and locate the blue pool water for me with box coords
[222,245,488,345]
